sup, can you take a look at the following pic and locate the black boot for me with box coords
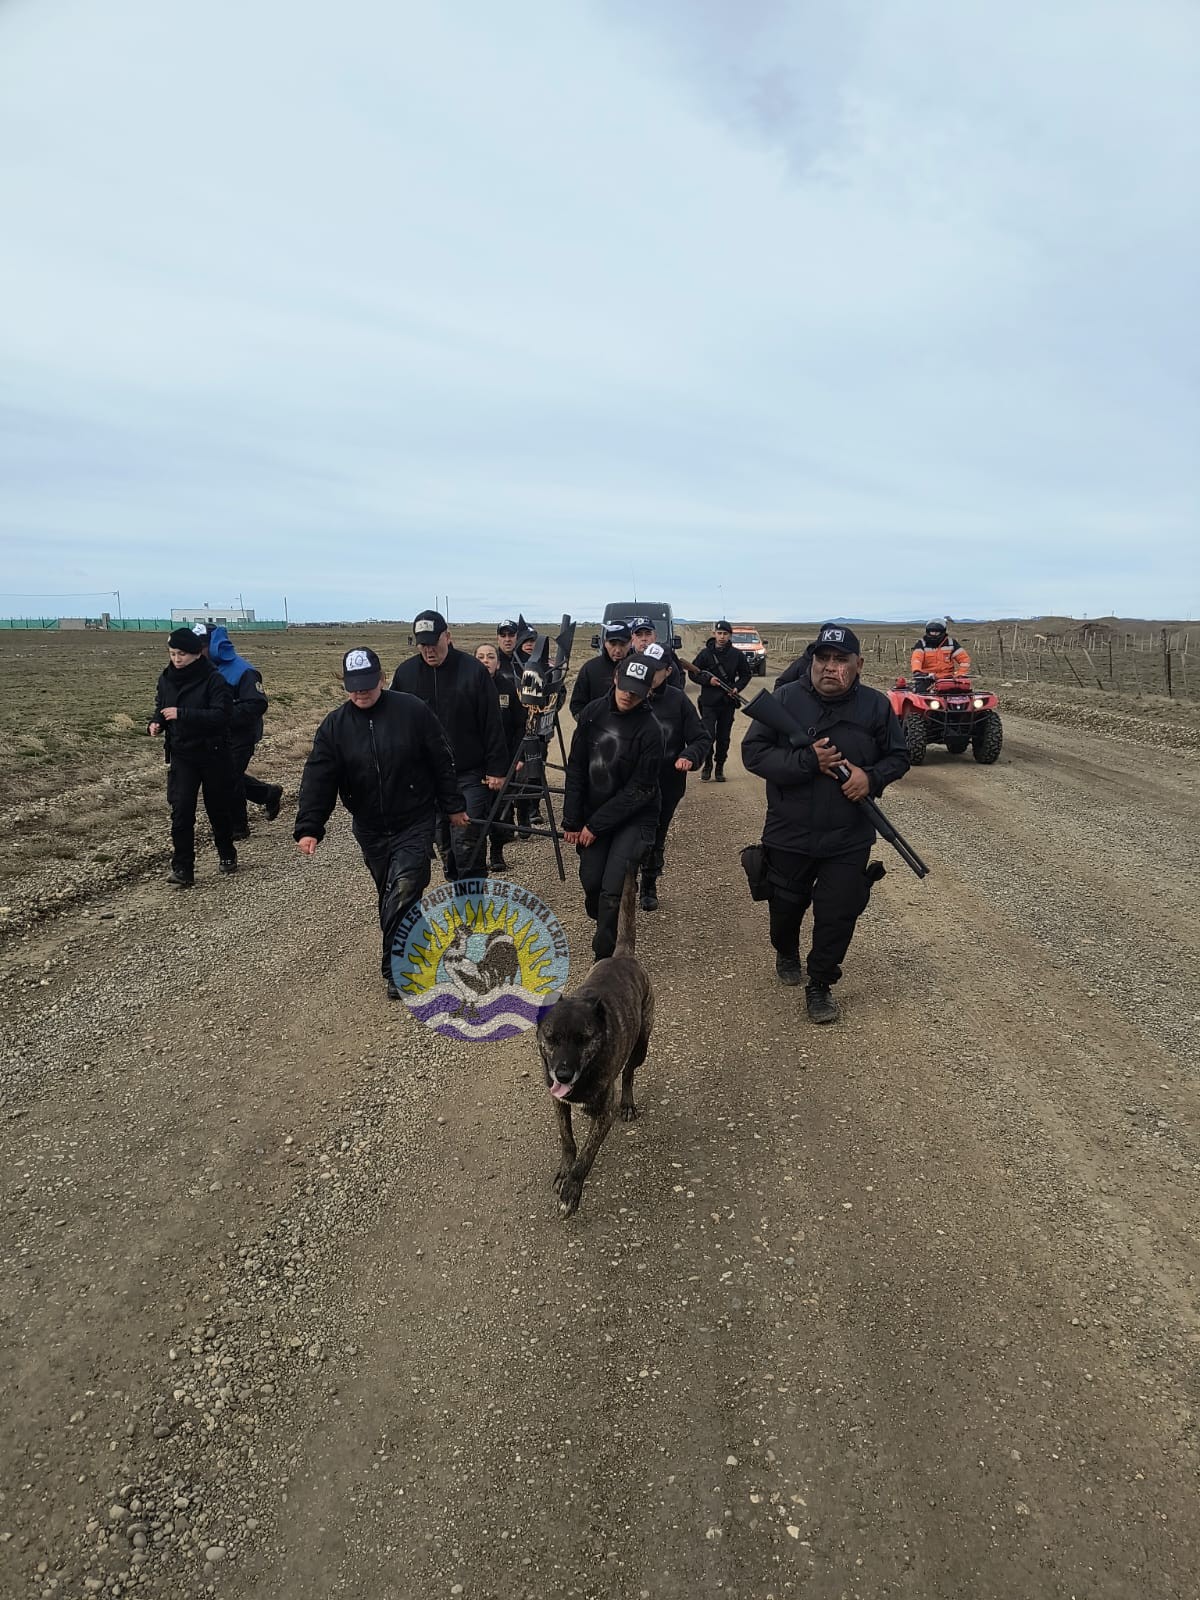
[805,982,840,1024]
[775,954,803,986]
[700,760,712,781]
[263,786,283,821]
[488,849,508,874]
[714,764,726,782]
[167,865,194,888]
[592,892,622,961]
[640,872,659,912]
[218,854,238,874]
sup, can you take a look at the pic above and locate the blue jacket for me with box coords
[207,627,268,742]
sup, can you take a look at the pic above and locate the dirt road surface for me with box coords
[2,684,1199,1600]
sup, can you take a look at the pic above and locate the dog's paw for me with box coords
[552,1163,572,1195]
[557,1175,583,1216]
[620,1102,638,1123]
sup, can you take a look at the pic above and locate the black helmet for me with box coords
[924,620,947,640]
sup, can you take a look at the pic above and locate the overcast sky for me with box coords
[1,0,1196,624]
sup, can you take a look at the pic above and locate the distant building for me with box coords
[172,605,256,625]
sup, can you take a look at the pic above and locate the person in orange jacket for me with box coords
[911,620,970,679]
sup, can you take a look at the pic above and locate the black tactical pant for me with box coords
[765,844,873,987]
[230,740,275,832]
[167,751,236,873]
[435,777,488,879]
[577,815,656,959]
[353,818,435,979]
[700,699,738,769]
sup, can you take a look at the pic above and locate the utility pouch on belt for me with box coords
[740,844,771,902]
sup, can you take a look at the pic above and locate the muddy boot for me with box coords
[775,954,803,986]
[805,982,840,1024]
[639,871,659,912]
[167,865,194,888]
[592,893,622,962]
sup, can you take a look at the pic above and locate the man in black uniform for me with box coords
[569,622,631,717]
[148,628,238,886]
[640,643,712,911]
[390,610,508,878]
[563,653,662,960]
[742,623,910,1024]
[492,619,528,854]
[295,647,467,1000]
[629,617,685,691]
[688,620,753,782]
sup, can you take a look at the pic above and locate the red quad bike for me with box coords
[888,674,1003,766]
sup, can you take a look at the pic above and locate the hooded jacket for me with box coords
[569,649,623,717]
[741,677,910,856]
[688,639,753,707]
[294,690,464,843]
[563,694,661,836]
[148,658,233,762]
[206,627,269,743]
[389,645,508,782]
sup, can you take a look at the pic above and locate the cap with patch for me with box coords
[343,646,382,690]
[413,609,448,639]
[603,622,632,644]
[641,642,667,665]
[813,623,861,657]
[630,616,655,633]
[716,619,733,633]
[616,655,654,699]
[497,618,519,633]
[168,627,203,654]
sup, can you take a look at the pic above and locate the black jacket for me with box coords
[564,695,661,836]
[149,660,233,763]
[741,678,910,856]
[294,690,464,843]
[647,685,712,772]
[569,651,622,717]
[689,640,753,706]
[774,653,811,690]
[227,666,269,745]
[390,646,509,781]
[494,648,527,755]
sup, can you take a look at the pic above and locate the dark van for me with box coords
[591,602,681,652]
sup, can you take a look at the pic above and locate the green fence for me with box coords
[0,617,288,632]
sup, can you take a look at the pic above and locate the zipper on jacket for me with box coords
[368,716,385,813]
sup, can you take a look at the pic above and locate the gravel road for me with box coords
[2,689,1198,1600]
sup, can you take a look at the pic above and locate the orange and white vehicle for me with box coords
[731,624,768,677]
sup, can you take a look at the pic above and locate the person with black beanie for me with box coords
[147,628,237,886]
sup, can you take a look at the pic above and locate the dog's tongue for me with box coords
[549,1080,573,1101]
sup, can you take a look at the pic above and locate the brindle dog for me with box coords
[536,870,654,1216]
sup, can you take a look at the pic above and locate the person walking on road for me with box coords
[640,643,711,910]
[688,620,753,782]
[294,647,467,1001]
[742,623,910,1024]
[206,627,283,838]
[147,627,238,887]
[570,623,631,717]
[389,610,508,879]
[563,653,662,961]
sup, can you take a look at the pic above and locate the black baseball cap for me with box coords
[813,623,861,656]
[630,616,655,633]
[716,619,733,633]
[497,618,518,634]
[343,646,382,689]
[616,655,654,699]
[603,622,632,643]
[413,609,448,640]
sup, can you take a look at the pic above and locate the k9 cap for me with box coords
[813,623,861,656]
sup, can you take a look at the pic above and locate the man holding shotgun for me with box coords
[742,623,910,1024]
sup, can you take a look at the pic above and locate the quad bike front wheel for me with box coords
[972,710,1003,764]
[903,712,927,765]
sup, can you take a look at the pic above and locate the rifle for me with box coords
[739,688,930,880]
[677,651,748,702]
